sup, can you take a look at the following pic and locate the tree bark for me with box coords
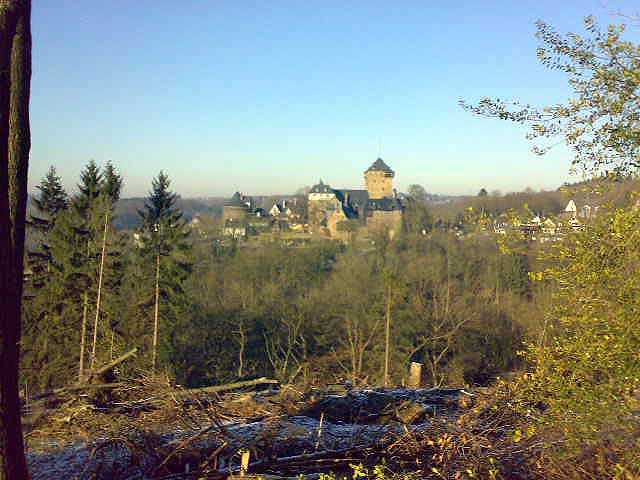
[0,1,31,479]
[78,291,88,381]
[90,210,109,369]
[383,283,392,387]
[151,252,160,373]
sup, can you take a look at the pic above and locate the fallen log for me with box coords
[174,377,279,398]
[246,446,379,474]
[91,347,138,378]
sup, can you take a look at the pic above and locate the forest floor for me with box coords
[22,381,485,480]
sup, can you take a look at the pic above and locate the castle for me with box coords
[222,157,404,239]
[308,157,404,237]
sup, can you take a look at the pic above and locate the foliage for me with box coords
[525,205,640,456]
[461,17,640,175]
[132,171,192,374]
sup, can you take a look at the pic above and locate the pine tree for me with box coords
[31,165,67,226]
[26,167,68,289]
[22,208,88,390]
[89,162,124,369]
[74,159,102,216]
[102,161,123,204]
[22,168,69,389]
[136,171,191,372]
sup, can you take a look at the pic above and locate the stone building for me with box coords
[364,158,403,234]
[223,192,250,238]
[308,158,404,237]
[223,192,250,223]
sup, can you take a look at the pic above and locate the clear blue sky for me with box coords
[30,0,640,198]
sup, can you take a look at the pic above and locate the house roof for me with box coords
[310,179,334,194]
[564,199,577,212]
[365,158,394,174]
[367,197,404,212]
[335,189,369,210]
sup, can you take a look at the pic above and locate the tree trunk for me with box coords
[78,291,88,381]
[0,1,31,479]
[90,210,109,369]
[383,283,392,387]
[151,252,160,373]
[237,320,245,378]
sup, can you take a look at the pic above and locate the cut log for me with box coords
[91,347,138,378]
[174,377,279,398]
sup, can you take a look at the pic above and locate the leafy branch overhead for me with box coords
[460,16,640,175]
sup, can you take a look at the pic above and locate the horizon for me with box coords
[30,1,640,197]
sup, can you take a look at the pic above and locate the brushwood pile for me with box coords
[24,381,474,479]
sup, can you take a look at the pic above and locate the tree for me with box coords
[137,171,191,372]
[31,166,67,224]
[407,184,428,202]
[462,14,640,468]
[462,16,640,175]
[89,162,123,369]
[525,207,640,458]
[101,161,123,204]
[74,159,102,216]
[27,167,68,288]
[0,1,31,479]
[478,188,488,197]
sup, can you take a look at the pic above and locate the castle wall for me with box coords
[223,205,248,223]
[367,210,402,235]
[308,196,341,229]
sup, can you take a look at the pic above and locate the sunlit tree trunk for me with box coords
[151,253,160,373]
[90,210,109,369]
[0,1,31,478]
[78,291,88,381]
[383,284,392,387]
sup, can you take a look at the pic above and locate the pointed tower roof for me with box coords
[310,179,333,194]
[365,157,394,174]
[224,191,246,207]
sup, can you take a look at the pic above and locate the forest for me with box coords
[22,161,537,392]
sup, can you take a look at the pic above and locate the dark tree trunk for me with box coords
[0,1,32,479]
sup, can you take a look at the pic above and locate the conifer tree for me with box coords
[74,159,102,215]
[27,166,68,288]
[89,162,123,369]
[22,207,87,389]
[31,165,67,226]
[136,171,191,372]
[22,168,69,389]
[102,160,123,204]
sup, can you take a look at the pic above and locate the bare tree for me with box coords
[0,1,31,479]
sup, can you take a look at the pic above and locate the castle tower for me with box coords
[223,191,249,223]
[364,158,395,199]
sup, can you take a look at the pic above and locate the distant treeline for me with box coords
[113,197,225,230]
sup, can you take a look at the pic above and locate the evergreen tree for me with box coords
[135,171,191,372]
[31,166,67,227]
[101,161,123,204]
[22,208,88,390]
[23,168,70,388]
[74,159,102,216]
[88,161,124,369]
[26,167,68,289]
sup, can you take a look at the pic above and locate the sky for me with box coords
[30,0,640,198]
